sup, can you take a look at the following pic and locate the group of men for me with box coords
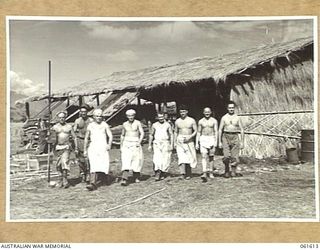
[51,101,244,191]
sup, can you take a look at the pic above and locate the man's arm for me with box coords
[138,121,145,144]
[238,117,244,149]
[174,120,179,148]
[214,119,219,146]
[168,124,174,150]
[73,119,78,133]
[190,119,197,139]
[196,121,202,149]
[105,124,113,150]
[218,117,225,148]
[70,126,78,151]
[148,124,155,151]
[120,124,126,149]
[83,129,90,157]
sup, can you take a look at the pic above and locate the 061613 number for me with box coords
[300,244,319,248]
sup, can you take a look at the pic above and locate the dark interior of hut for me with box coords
[139,79,231,122]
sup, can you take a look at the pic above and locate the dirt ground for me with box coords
[9,144,317,220]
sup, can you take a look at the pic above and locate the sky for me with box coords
[9,18,314,96]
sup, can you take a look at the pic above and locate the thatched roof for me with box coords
[22,37,313,103]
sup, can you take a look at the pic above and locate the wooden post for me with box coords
[157,102,161,112]
[163,86,168,112]
[137,96,141,106]
[96,94,100,106]
[79,96,83,107]
[67,97,70,107]
[47,61,52,184]
[25,102,30,118]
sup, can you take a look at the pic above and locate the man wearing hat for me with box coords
[84,109,113,191]
[148,112,174,181]
[174,105,197,180]
[120,109,144,186]
[74,104,93,182]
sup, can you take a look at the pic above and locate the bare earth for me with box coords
[10,145,316,220]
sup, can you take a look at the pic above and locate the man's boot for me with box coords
[201,172,208,182]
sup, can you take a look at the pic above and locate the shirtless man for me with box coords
[174,105,197,180]
[196,107,218,182]
[148,112,174,181]
[120,109,145,186]
[218,101,244,178]
[73,105,93,182]
[52,111,78,188]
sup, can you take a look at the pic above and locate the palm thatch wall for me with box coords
[231,60,313,112]
[231,59,314,158]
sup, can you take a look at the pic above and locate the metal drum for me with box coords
[301,129,314,163]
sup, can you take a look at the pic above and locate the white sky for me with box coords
[9,18,313,96]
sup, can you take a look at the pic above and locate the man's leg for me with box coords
[155,170,161,181]
[121,170,129,186]
[230,137,242,177]
[179,164,186,179]
[185,164,192,180]
[222,136,231,178]
[61,150,70,188]
[78,160,87,182]
[62,169,70,188]
[133,171,141,183]
[87,172,97,191]
[208,155,215,179]
[201,151,209,182]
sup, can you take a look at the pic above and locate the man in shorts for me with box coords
[196,107,218,182]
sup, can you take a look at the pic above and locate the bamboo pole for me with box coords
[104,187,166,212]
[244,131,300,139]
[25,102,30,118]
[47,61,52,183]
[96,94,100,106]
[238,110,314,116]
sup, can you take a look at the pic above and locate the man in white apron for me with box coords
[174,105,197,180]
[84,109,113,191]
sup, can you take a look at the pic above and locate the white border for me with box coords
[6,16,319,223]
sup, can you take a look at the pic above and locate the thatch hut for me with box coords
[18,37,314,158]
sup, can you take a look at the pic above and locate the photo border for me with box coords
[1,1,319,243]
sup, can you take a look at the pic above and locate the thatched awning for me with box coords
[21,36,313,103]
